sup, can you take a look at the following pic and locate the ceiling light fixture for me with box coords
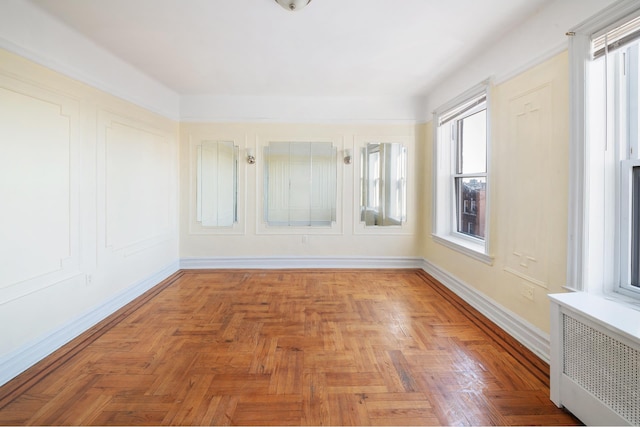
[275,0,312,11]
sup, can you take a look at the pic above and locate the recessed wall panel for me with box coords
[103,116,171,253]
[0,75,81,301]
[503,85,552,288]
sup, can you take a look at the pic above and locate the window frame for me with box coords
[452,104,487,242]
[567,0,640,301]
[432,81,492,265]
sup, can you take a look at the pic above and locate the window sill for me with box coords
[432,233,493,265]
[603,291,640,313]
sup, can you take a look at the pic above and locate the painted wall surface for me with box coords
[0,48,179,357]
[423,0,616,116]
[180,122,421,258]
[0,0,179,120]
[421,52,570,333]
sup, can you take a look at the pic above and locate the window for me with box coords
[600,17,640,297]
[568,3,640,299]
[263,141,337,227]
[433,83,491,263]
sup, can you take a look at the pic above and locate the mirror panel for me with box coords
[360,142,407,226]
[197,141,238,227]
[264,141,337,226]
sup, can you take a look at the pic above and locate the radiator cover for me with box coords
[550,293,640,426]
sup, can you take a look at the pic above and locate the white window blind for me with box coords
[592,14,640,58]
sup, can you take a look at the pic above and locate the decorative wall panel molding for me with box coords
[98,110,174,256]
[352,134,415,236]
[255,135,344,235]
[187,133,247,235]
[0,72,82,304]
[503,84,552,289]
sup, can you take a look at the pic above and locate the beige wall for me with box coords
[180,122,422,258]
[0,48,179,357]
[0,44,570,373]
[421,52,570,332]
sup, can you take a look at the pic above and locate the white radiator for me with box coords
[549,293,640,426]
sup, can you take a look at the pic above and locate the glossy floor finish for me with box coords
[0,269,579,425]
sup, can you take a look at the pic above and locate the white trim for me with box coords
[432,80,492,263]
[566,30,590,292]
[180,116,422,126]
[421,258,551,363]
[0,39,179,122]
[431,234,493,265]
[180,256,424,270]
[432,79,490,117]
[0,261,179,388]
[619,159,640,291]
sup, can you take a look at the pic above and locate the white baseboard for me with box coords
[0,260,180,388]
[420,258,551,363]
[180,256,425,270]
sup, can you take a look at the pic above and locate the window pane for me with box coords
[455,176,486,239]
[459,110,487,174]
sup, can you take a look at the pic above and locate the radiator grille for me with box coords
[563,314,640,425]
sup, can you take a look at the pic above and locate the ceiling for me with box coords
[30,0,552,99]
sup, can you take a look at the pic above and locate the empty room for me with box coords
[1,0,639,425]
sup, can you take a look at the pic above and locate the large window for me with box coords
[569,3,640,299]
[433,83,490,263]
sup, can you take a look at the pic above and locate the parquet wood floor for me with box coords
[0,269,579,426]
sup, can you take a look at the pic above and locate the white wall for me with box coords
[424,0,617,116]
[0,0,180,120]
[0,48,180,385]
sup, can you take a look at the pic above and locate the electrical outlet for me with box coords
[521,284,535,301]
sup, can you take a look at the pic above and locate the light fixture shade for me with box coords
[275,0,312,11]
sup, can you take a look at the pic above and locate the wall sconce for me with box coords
[343,148,352,165]
[247,148,256,165]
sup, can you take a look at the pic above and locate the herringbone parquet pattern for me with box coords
[0,269,579,425]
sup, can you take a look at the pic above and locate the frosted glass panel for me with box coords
[197,141,238,227]
[264,142,337,226]
[360,142,407,226]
